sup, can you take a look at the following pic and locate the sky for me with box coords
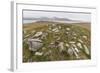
[23,10,91,22]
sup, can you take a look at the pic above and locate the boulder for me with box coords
[58,42,65,52]
[67,48,73,56]
[28,38,43,51]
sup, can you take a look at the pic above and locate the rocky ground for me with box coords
[23,21,91,62]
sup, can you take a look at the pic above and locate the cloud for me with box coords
[23,10,91,22]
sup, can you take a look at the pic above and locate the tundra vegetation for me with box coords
[23,21,91,62]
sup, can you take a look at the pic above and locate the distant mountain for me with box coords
[23,17,72,21]
[23,17,89,24]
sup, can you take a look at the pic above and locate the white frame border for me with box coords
[11,1,97,72]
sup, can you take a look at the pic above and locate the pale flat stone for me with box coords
[82,35,87,40]
[65,43,69,47]
[74,47,80,53]
[34,31,43,37]
[69,41,75,44]
[35,52,43,56]
[58,42,65,52]
[77,43,82,48]
[78,39,83,43]
[72,47,80,59]
[83,45,89,55]
[66,28,70,31]
[52,28,59,32]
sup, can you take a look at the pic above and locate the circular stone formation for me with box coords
[23,23,91,62]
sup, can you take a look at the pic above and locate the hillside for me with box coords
[23,21,91,62]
